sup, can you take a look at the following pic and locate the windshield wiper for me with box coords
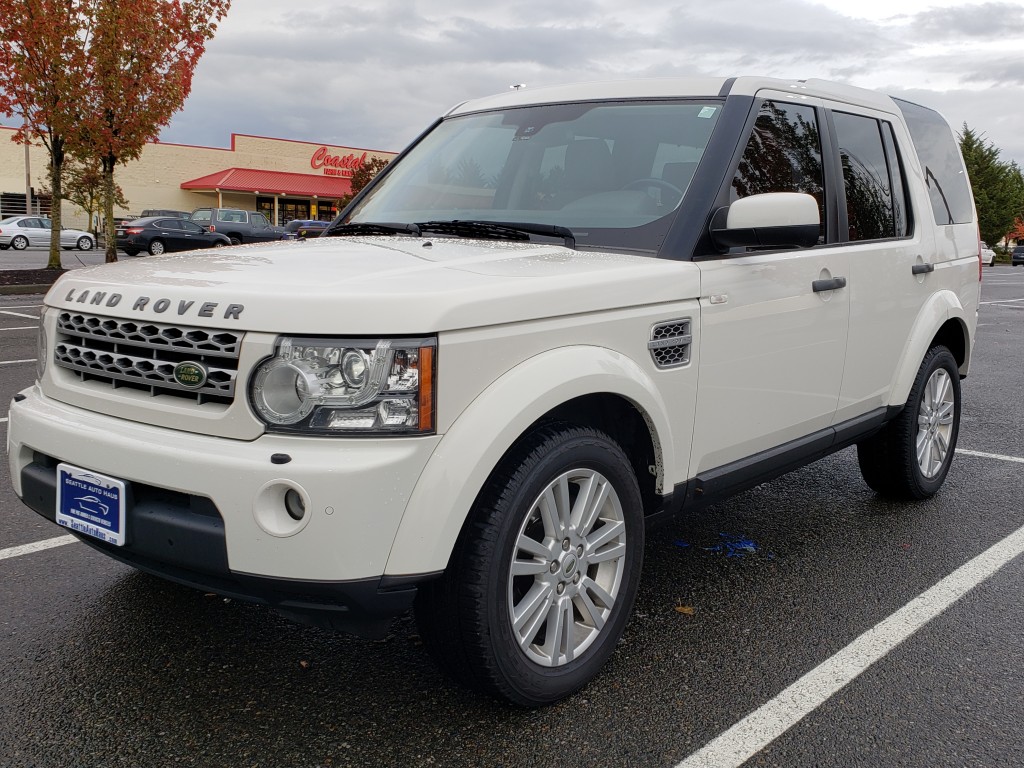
[417,220,576,249]
[323,222,422,237]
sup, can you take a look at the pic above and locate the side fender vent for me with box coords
[648,319,692,369]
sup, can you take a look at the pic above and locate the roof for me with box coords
[180,167,352,198]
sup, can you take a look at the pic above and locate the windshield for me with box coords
[345,100,722,252]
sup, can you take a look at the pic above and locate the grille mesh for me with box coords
[648,319,692,369]
[54,311,243,405]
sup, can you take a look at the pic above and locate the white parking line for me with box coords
[0,359,36,365]
[0,535,78,561]
[678,521,1024,768]
[957,449,1024,464]
[0,309,39,319]
[979,297,1024,305]
[0,325,38,331]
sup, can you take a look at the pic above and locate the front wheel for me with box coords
[857,345,961,499]
[77,236,92,251]
[415,424,644,707]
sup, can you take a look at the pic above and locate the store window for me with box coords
[257,197,311,226]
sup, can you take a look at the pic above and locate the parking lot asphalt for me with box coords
[1,266,1022,768]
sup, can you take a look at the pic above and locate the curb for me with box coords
[0,284,52,296]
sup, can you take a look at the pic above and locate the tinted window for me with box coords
[732,101,825,240]
[191,210,212,224]
[252,213,270,227]
[893,98,972,225]
[881,123,911,237]
[181,220,207,234]
[833,112,896,241]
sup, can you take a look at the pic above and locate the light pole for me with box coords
[23,116,31,214]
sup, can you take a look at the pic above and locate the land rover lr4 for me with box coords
[9,77,981,706]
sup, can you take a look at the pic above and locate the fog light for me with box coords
[284,488,306,521]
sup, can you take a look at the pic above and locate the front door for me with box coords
[689,98,850,474]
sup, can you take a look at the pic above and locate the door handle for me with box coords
[812,276,847,292]
[911,263,934,275]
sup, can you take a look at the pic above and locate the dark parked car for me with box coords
[140,209,190,219]
[1012,245,1024,266]
[116,216,231,256]
[282,219,331,240]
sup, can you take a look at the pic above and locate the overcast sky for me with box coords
[13,0,1024,166]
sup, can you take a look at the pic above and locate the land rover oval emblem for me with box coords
[173,361,208,389]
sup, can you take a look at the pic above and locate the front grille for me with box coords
[648,318,692,369]
[53,311,244,405]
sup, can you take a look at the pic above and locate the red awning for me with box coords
[180,167,351,198]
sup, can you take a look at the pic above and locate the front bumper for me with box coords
[9,387,443,635]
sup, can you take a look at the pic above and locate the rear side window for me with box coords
[191,210,212,224]
[893,98,972,225]
[732,101,825,241]
[832,112,910,241]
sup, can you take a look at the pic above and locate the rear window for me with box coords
[894,99,973,225]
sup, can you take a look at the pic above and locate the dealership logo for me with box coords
[173,361,208,389]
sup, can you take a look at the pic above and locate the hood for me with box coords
[46,237,700,334]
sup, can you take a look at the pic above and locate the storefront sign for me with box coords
[310,148,368,177]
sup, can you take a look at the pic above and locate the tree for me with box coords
[80,0,230,261]
[1007,217,1024,246]
[63,154,128,235]
[0,0,90,269]
[959,124,1024,247]
[339,156,391,208]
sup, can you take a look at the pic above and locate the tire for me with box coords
[123,249,140,257]
[415,423,644,707]
[148,239,166,256]
[228,235,242,246]
[11,235,29,250]
[857,345,961,500]
[77,236,92,251]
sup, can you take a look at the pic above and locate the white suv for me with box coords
[8,77,980,706]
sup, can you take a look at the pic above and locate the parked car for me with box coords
[116,216,232,256]
[188,207,285,245]
[282,219,331,240]
[980,241,996,266]
[0,215,95,251]
[1012,245,1024,266]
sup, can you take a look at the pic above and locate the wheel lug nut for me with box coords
[573,573,581,585]
[556,583,565,595]
[576,545,584,557]
[562,539,570,551]
[549,561,559,574]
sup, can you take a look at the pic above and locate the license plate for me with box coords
[116,229,125,236]
[56,464,127,546]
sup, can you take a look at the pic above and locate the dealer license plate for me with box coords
[55,464,127,546]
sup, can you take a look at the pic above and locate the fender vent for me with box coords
[648,319,692,369]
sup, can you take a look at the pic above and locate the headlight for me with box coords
[250,336,436,435]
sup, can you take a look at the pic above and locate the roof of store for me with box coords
[180,168,352,198]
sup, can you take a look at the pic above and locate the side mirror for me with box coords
[709,192,820,252]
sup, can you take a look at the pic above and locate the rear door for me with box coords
[690,96,851,474]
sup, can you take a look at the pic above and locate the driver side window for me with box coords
[732,101,825,242]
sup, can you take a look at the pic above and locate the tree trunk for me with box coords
[46,139,65,270]
[101,154,118,263]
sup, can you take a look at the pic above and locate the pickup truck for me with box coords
[189,208,285,245]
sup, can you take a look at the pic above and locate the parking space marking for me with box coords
[0,535,78,562]
[957,449,1024,464]
[979,297,1024,305]
[0,310,39,319]
[0,359,36,366]
[678,522,1024,768]
[0,326,37,331]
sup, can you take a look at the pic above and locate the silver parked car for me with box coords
[0,216,95,251]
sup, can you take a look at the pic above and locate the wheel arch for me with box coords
[385,346,674,576]
[889,290,972,408]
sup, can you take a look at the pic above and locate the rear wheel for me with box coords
[123,249,140,257]
[857,345,961,499]
[415,424,644,707]
[148,239,166,256]
[11,235,28,250]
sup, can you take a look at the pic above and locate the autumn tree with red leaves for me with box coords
[1008,217,1024,246]
[0,0,90,269]
[82,0,231,261]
